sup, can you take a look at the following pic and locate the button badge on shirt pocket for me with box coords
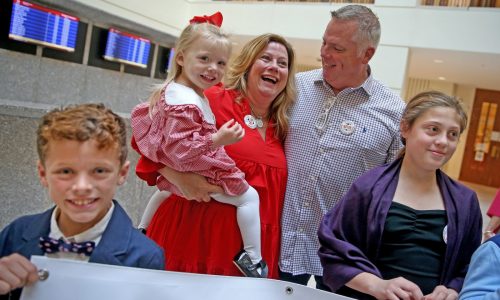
[340,120,356,135]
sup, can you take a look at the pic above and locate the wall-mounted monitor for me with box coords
[154,46,172,80]
[104,28,151,69]
[8,0,79,52]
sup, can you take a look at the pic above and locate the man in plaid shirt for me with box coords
[279,5,405,290]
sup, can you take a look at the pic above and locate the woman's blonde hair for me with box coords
[399,91,468,158]
[147,22,231,112]
[225,33,296,142]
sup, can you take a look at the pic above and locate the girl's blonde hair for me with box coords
[225,33,296,142]
[148,22,231,112]
[399,90,468,158]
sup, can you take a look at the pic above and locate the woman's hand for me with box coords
[158,166,223,202]
[0,253,38,295]
[483,216,500,241]
[347,273,423,300]
[423,285,458,300]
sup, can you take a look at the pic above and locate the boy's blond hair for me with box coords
[37,103,128,165]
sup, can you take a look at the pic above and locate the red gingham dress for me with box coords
[147,85,288,279]
[130,82,248,196]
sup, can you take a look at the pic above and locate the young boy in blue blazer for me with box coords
[0,103,165,299]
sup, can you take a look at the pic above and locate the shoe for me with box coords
[233,250,268,278]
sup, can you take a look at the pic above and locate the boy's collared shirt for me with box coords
[0,200,165,300]
[47,203,115,261]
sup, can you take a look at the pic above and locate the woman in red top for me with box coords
[146,33,296,279]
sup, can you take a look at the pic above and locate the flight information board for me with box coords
[104,28,151,68]
[9,0,79,52]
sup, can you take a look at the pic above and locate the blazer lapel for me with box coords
[20,207,54,258]
[89,201,132,266]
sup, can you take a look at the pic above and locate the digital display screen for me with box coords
[104,28,151,68]
[8,0,79,52]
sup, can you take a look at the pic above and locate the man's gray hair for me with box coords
[331,5,381,51]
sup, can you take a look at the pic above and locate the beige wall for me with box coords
[446,84,476,179]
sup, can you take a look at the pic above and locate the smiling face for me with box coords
[320,19,374,93]
[38,139,129,236]
[246,41,289,106]
[401,106,462,173]
[176,37,230,97]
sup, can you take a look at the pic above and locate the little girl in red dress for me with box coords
[130,12,267,278]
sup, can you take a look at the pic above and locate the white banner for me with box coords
[21,256,353,300]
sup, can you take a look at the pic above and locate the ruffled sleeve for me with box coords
[132,101,216,172]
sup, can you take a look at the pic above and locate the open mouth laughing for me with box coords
[262,75,278,84]
[201,74,216,82]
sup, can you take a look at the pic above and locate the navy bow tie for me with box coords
[39,236,95,256]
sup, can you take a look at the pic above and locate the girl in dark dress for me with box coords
[319,91,482,300]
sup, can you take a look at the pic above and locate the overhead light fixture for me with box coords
[438,76,446,80]
[433,59,444,63]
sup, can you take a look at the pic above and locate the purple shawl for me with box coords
[318,158,482,297]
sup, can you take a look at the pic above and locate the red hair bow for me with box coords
[189,11,223,27]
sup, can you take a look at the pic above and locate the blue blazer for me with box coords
[0,200,165,300]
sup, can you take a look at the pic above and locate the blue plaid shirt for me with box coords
[279,68,406,276]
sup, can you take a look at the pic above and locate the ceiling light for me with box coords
[438,76,446,80]
[433,59,444,63]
